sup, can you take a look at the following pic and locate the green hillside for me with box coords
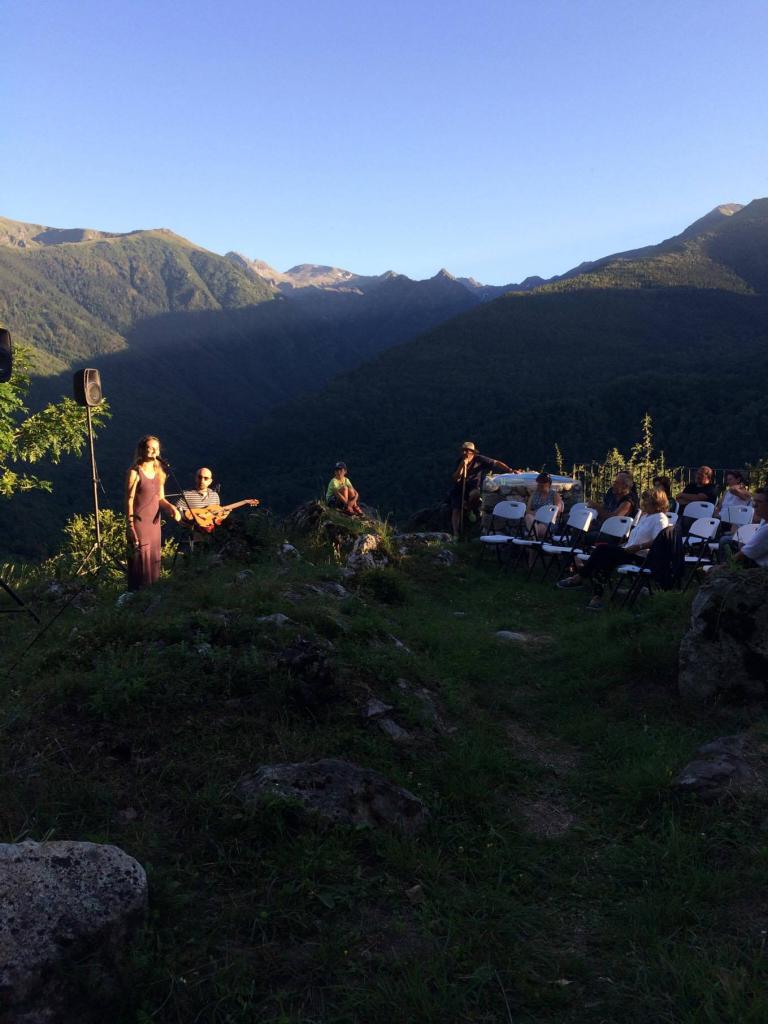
[546,199,768,294]
[0,220,276,370]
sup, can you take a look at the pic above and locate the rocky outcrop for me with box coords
[237,758,429,833]
[671,734,767,801]
[0,840,147,1024]
[678,569,768,703]
[346,533,389,573]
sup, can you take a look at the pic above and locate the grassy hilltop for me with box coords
[1,523,767,1022]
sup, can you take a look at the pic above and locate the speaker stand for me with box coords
[0,577,41,623]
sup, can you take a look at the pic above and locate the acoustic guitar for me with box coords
[183,498,260,532]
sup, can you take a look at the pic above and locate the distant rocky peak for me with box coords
[714,203,743,217]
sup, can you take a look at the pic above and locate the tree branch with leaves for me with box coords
[0,344,109,498]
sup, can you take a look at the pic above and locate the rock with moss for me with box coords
[678,568,768,703]
[237,758,430,833]
[0,840,147,1023]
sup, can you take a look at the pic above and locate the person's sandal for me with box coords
[585,596,604,611]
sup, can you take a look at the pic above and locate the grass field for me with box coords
[1,527,766,1023]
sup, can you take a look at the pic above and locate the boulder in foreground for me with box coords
[237,758,430,833]
[678,568,768,703]
[0,840,147,1024]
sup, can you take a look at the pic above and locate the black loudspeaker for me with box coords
[73,368,104,407]
[0,328,12,384]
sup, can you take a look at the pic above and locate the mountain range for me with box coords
[2,200,767,556]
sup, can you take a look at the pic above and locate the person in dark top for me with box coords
[653,475,678,514]
[676,465,719,509]
[588,471,638,525]
[449,441,515,541]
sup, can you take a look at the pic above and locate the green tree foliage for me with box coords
[0,344,109,497]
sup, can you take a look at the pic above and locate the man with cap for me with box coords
[449,441,515,541]
[327,461,364,517]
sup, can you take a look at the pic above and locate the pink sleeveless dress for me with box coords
[127,468,162,590]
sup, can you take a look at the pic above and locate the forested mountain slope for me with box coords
[228,201,768,515]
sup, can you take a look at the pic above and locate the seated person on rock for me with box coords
[327,462,364,517]
[449,441,515,541]
[676,465,719,510]
[587,471,637,525]
[525,472,564,537]
[557,486,670,610]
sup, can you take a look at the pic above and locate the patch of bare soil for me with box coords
[505,721,581,775]
[517,796,578,838]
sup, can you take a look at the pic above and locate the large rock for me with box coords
[346,533,389,573]
[237,758,430,833]
[671,734,767,801]
[0,840,147,1024]
[678,569,768,703]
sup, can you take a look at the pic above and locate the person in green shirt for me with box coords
[326,461,364,516]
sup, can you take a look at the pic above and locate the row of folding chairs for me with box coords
[479,499,761,601]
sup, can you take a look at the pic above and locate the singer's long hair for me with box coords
[132,435,165,479]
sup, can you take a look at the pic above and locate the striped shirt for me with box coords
[176,489,221,512]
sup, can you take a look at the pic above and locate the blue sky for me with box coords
[4,0,768,282]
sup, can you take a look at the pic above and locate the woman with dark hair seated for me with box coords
[557,486,669,610]
[652,475,678,514]
[524,472,564,537]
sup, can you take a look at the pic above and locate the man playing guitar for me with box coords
[177,468,259,538]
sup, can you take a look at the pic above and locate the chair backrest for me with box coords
[666,511,679,526]
[644,525,684,590]
[533,504,560,526]
[687,517,720,540]
[683,501,715,520]
[734,523,761,546]
[599,515,634,540]
[564,507,595,533]
[490,500,526,521]
[632,508,643,526]
[568,502,590,515]
[719,504,753,526]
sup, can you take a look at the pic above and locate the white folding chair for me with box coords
[665,511,678,527]
[682,517,719,590]
[509,504,559,571]
[682,501,715,524]
[479,501,526,563]
[537,507,595,581]
[708,505,754,557]
[734,523,761,546]
[719,505,754,527]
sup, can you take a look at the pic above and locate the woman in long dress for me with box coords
[125,435,181,590]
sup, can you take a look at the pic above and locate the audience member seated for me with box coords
[676,465,718,510]
[524,472,564,537]
[715,469,752,532]
[557,486,670,610]
[719,487,768,564]
[653,475,678,514]
[587,471,638,525]
[326,461,364,517]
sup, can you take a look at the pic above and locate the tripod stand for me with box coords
[0,576,40,622]
[76,404,124,577]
